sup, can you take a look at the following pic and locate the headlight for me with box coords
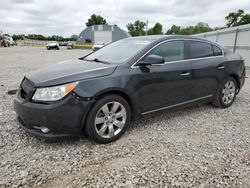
[32,82,78,101]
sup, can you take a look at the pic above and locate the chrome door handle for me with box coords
[180,72,190,76]
[217,65,225,69]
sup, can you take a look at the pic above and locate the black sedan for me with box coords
[14,35,246,143]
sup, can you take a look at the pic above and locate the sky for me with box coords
[1,0,250,37]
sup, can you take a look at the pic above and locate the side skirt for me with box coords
[141,95,213,115]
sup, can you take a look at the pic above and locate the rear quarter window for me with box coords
[212,45,223,56]
[189,41,214,59]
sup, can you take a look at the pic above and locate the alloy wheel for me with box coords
[221,80,236,105]
[94,102,127,139]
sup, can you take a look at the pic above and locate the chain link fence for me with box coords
[16,38,89,48]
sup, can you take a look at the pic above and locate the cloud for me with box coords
[0,0,250,37]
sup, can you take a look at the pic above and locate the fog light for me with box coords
[34,126,50,133]
[40,126,50,133]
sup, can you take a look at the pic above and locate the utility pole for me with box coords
[146,20,148,35]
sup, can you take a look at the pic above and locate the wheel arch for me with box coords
[229,74,240,90]
[80,88,138,132]
[94,89,137,119]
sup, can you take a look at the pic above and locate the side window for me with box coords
[147,40,185,62]
[212,45,222,56]
[189,41,213,59]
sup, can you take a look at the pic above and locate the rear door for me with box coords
[187,40,226,99]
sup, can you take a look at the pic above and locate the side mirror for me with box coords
[137,55,165,66]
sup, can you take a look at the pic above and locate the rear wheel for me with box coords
[85,95,131,143]
[212,77,237,108]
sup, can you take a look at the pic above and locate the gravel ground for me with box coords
[0,46,249,188]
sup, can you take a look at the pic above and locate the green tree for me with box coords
[36,34,46,40]
[12,34,25,41]
[166,25,181,34]
[70,34,78,40]
[166,22,213,35]
[238,13,250,26]
[85,14,107,27]
[126,20,146,36]
[193,22,213,34]
[147,23,163,35]
[225,9,250,27]
[225,9,244,27]
[46,35,64,41]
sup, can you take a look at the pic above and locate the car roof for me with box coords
[130,35,207,41]
[128,35,223,48]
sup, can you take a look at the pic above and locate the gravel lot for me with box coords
[0,46,249,187]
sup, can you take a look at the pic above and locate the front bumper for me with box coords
[14,94,93,139]
[16,117,73,139]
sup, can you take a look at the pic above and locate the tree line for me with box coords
[126,9,250,36]
[11,9,250,40]
[12,34,78,41]
[85,10,250,36]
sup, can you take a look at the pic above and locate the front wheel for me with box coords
[85,95,131,144]
[212,77,237,108]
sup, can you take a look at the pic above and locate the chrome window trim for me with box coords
[131,38,224,68]
[141,94,213,115]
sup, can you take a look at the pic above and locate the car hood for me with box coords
[25,59,117,87]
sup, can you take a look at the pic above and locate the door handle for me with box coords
[217,65,225,69]
[180,72,190,76]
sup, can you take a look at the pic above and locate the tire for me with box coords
[85,94,131,144]
[212,77,237,108]
[3,41,7,47]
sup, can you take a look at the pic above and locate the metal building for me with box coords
[194,24,250,67]
[77,24,131,45]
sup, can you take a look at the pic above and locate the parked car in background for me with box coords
[14,35,246,144]
[92,43,105,51]
[1,34,15,47]
[46,41,59,50]
[0,34,8,47]
[67,42,74,49]
[4,35,15,46]
[59,42,68,46]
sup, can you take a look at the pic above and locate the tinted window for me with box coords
[213,45,222,56]
[189,41,213,58]
[147,40,185,62]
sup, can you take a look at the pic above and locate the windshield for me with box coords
[84,39,153,64]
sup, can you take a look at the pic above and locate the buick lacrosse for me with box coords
[14,35,246,143]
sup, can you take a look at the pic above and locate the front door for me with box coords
[132,40,193,113]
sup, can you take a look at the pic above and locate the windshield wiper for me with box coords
[90,58,111,64]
